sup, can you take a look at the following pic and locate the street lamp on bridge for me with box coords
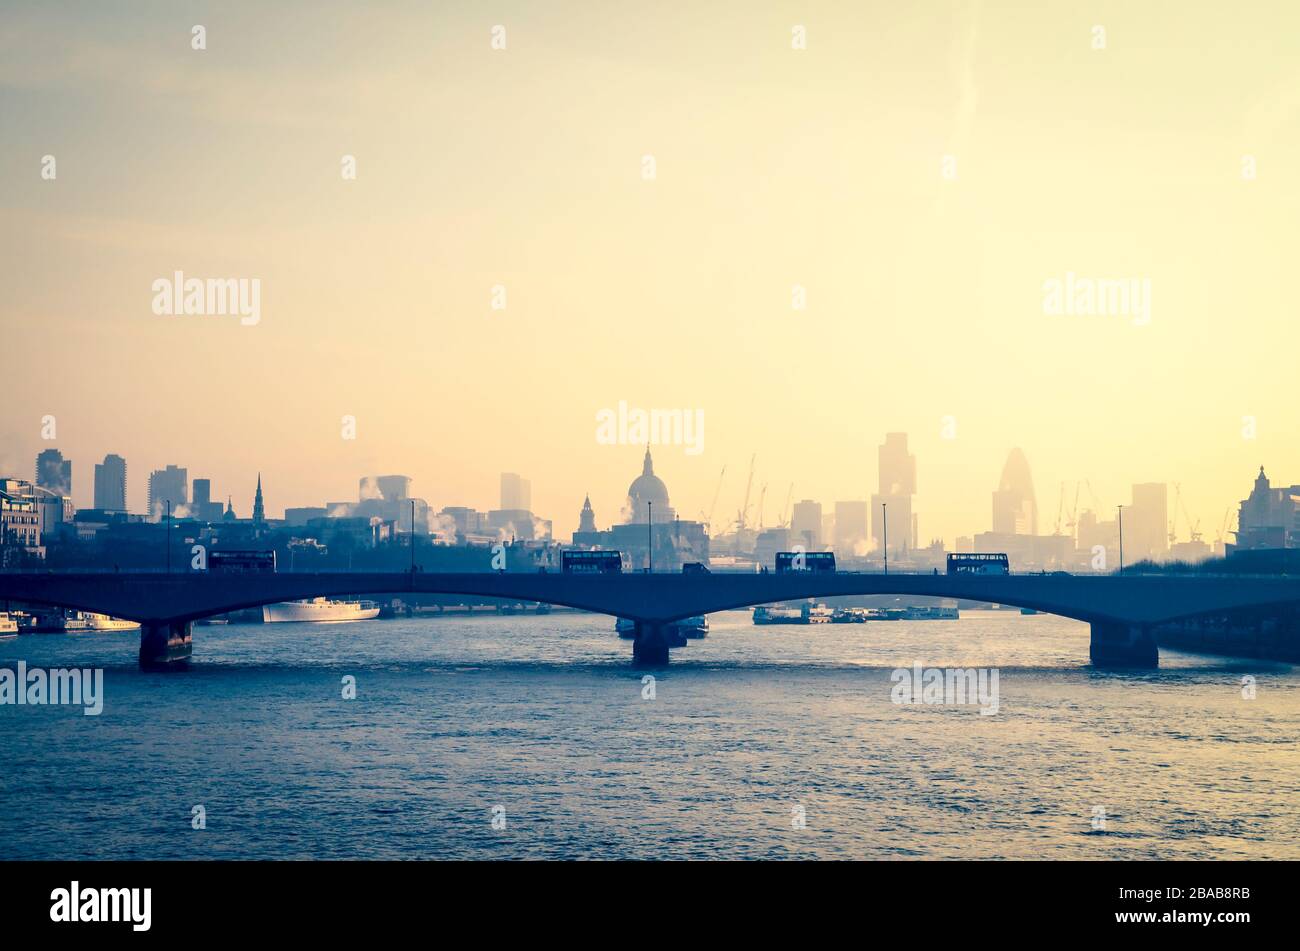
[882,501,888,575]
[1117,505,1124,575]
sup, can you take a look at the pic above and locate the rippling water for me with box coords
[1,610,1296,859]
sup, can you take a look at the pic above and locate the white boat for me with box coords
[62,611,93,633]
[615,617,706,641]
[0,613,17,637]
[83,613,141,632]
[802,603,833,624]
[674,616,708,639]
[263,598,381,623]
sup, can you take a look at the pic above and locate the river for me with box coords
[1,610,1295,859]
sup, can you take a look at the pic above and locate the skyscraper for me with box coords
[1127,482,1168,562]
[791,499,823,549]
[375,475,411,502]
[834,500,869,556]
[191,478,223,521]
[35,448,71,497]
[992,449,1037,535]
[500,472,531,512]
[147,465,188,520]
[872,432,915,556]
[878,432,916,496]
[93,454,127,512]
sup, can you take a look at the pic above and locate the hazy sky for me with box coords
[3,1,1299,543]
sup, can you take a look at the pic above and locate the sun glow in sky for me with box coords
[3,1,1300,541]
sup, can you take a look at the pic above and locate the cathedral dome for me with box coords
[627,448,672,523]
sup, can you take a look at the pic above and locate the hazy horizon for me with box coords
[4,1,1300,541]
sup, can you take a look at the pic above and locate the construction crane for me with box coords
[734,454,756,554]
[779,483,794,528]
[1167,484,1203,545]
[756,483,768,532]
[1215,507,1235,551]
[1083,479,1102,512]
[1169,483,1182,545]
[700,464,726,536]
[1064,482,1081,541]
[1053,482,1066,535]
[1183,502,1203,543]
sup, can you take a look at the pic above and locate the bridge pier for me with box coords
[139,621,193,671]
[1089,621,1158,668]
[632,622,672,667]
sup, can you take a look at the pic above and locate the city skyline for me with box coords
[4,3,1300,548]
[7,434,1271,559]
[5,0,1300,888]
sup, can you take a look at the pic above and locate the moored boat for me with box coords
[753,606,802,625]
[902,605,960,620]
[83,613,141,632]
[674,616,708,639]
[262,598,381,623]
[802,603,833,624]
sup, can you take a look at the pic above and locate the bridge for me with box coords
[3,570,1300,669]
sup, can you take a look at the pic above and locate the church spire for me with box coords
[642,445,654,476]
[252,473,265,525]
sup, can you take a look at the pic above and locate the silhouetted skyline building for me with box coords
[578,494,597,533]
[1232,466,1300,551]
[992,448,1037,535]
[626,449,674,524]
[571,453,704,569]
[500,472,531,512]
[191,478,225,522]
[872,432,916,556]
[361,475,411,503]
[834,500,869,556]
[791,499,822,549]
[35,448,71,498]
[147,465,188,520]
[252,474,266,526]
[1127,482,1168,562]
[93,453,127,512]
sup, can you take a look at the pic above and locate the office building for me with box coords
[93,454,127,512]
[35,448,71,497]
[147,465,188,520]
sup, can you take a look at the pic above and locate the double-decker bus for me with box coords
[775,551,837,574]
[209,550,277,575]
[946,552,1009,576]
[561,550,623,574]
